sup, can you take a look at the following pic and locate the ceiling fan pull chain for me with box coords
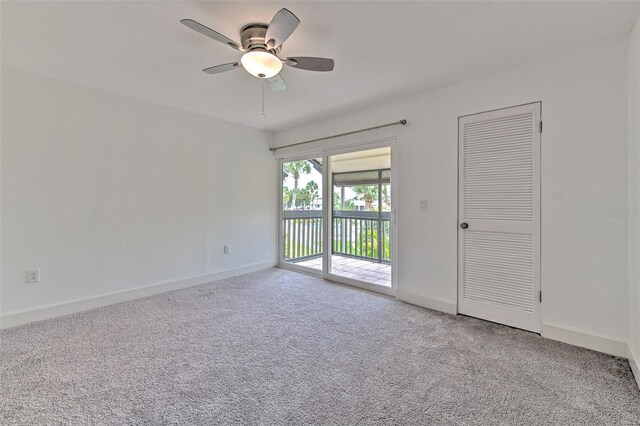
[260,82,266,119]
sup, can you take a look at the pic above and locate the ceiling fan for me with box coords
[181,8,334,92]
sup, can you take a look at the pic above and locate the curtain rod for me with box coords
[269,119,407,152]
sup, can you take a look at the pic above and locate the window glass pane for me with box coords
[329,147,392,287]
[281,159,323,271]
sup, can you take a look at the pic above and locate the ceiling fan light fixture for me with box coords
[240,51,282,79]
[181,9,335,91]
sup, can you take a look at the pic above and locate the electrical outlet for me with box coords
[26,269,40,283]
[419,200,428,212]
[223,245,230,254]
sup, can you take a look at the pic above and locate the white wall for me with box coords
[1,68,276,321]
[275,38,630,355]
[0,4,3,317]
[628,14,640,383]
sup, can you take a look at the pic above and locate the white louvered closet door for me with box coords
[458,103,541,333]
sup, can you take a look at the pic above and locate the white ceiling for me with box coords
[2,1,638,132]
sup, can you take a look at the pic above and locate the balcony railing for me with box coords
[333,210,390,263]
[282,210,323,261]
[282,210,391,263]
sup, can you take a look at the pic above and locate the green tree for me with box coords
[283,161,311,209]
[283,187,292,208]
[352,185,378,211]
[381,184,391,210]
[306,181,319,208]
[334,189,356,210]
[296,188,311,208]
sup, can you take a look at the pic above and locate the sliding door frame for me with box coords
[276,137,398,296]
[277,152,325,278]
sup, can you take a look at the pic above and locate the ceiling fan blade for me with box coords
[285,57,334,72]
[203,62,242,74]
[265,8,300,49]
[267,74,287,92]
[181,19,243,51]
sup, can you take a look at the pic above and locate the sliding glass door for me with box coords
[281,158,324,272]
[328,147,392,287]
[279,144,394,290]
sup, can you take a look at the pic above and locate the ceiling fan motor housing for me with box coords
[180,9,333,85]
[240,23,281,56]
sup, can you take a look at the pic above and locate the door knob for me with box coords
[460,222,469,229]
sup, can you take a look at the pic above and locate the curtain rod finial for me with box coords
[400,119,407,125]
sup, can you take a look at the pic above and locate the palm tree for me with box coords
[352,185,378,211]
[296,188,311,208]
[381,184,391,210]
[283,161,311,209]
[306,181,319,208]
[283,187,292,208]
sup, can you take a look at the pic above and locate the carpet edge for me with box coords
[0,261,275,329]
[541,321,628,358]
[395,289,457,315]
[629,343,640,390]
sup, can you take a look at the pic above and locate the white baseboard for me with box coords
[541,322,628,358]
[0,261,275,329]
[629,344,640,390]
[395,289,457,315]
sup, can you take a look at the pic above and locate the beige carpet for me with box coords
[1,268,639,425]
